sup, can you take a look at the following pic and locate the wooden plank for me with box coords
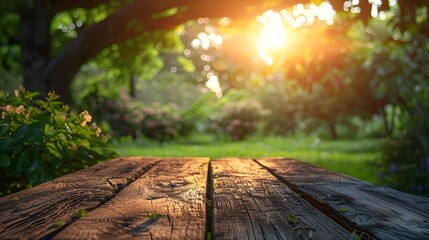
[0,157,160,240]
[212,158,351,240]
[256,157,429,239]
[54,157,209,240]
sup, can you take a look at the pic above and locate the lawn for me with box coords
[114,135,385,184]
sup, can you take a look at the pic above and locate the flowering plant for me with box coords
[140,103,181,142]
[213,99,269,141]
[83,91,181,142]
[0,87,117,195]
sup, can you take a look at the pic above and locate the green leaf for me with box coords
[0,138,13,152]
[79,139,91,149]
[13,124,29,142]
[75,209,87,218]
[287,214,298,224]
[339,207,349,212]
[0,123,9,136]
[46,142,62,159]
[53,220,63,228]
[147,212,162,219]
[0,153,10,167]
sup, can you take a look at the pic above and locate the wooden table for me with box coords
[1,157,429,239]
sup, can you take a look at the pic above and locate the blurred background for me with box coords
[0,0,428,197]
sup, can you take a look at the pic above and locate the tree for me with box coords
[0,0,409,103]
[9,0,277,102]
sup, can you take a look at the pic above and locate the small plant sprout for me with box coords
[351,230,362,240]
[75,209,87,218]
[287,214,298,224]
[339,207,349,212]
[147,213,162,219]
[53,220,63,227]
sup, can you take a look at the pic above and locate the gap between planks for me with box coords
[52,157,358,240]
[0,157,162,240]
[46,157,164,239]
[205,160,215,240]
[53,157,209,240]
[255,157,429,240]
[252,158,371,238]
[211,158,351,240]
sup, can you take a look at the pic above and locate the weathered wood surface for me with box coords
[54,157,209,240]
[212,158,351,239]
[0,157,160,240]
[256,157,429,239]
[2,156,429,240]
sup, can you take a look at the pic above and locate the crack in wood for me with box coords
[42,158,162,240]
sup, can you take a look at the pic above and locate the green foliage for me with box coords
[179,93,216,136]
[0,3,22,92]
[137,71,203,107]
[359,6,429,196]
[287,214,298,224]
[381,137,429,196]
[212,99,268,141]
[80,90,182,142]
[75,209,88,218]
[147,212,162,219]
[0,87,117,196]
[53,219,63,228]
[140,102,181,142]
[82,90,141,138]
[257,84,300,135]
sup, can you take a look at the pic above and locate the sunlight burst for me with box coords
[256,10,287,65]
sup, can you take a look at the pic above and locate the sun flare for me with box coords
[256,10,287,65]
[257,11,287,50]
[255,2,336,65]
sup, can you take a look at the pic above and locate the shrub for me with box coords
[140,103,181,142]
[178,93,217,136]
[80,90,182,142]
[380,136,429,197]
[0,87,117,195]
[257,85,300,135]
[212,99,269,141]
[80,90,142,138]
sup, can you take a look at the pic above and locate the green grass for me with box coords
[114,135,385,184]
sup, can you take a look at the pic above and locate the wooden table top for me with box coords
[1,157,429,239]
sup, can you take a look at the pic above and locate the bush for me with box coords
[80,90,183,142]
[212,99,268,141]
[178,93,217,136]
[380,137,429,197]
[140,103,181,142]
[258,85,300,135]
[0,87,117,195]
[80,90,142,138]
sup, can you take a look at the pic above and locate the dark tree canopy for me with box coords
[1,0,427,102]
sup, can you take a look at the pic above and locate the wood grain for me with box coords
[256,157,429,239]
[212,158,351,240]
[0,156,160,240]
[54,157,209,240]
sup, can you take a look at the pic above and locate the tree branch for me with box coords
[44,0,422,101]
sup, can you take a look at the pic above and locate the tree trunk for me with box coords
[17,0,293,104]
[382,105,396,137]
[328,120,337,140]
[130,74,137,98]
[20,0,52,98]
